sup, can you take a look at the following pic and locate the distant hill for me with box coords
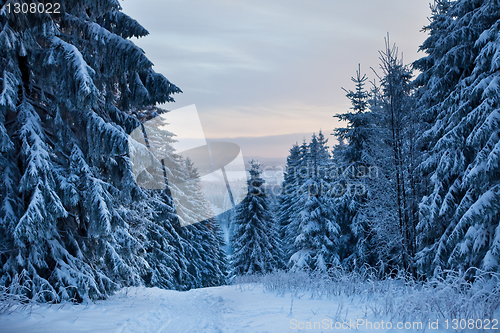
[207,132,332,160]
[242,156,286,168]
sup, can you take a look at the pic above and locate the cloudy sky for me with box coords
[121,0,431,158]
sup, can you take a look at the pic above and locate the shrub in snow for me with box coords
[232,268,500,324]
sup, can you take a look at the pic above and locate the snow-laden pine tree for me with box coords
[414,0,500,275]
[114,107,228,291]
[332,40,420,275]
[332,65,375,269]
[175,158,227,288]
[335,65,371,165]
[0,1,226,301]
[278,143,302,261]
[279,139,315,264]
[0,1,166,301]
[289,133,341,272]
[230,161,283,276]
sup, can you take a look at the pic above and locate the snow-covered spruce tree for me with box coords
[128,109,228,290]
[278,143,302,260]
[279,140,312,263]
[332,65,375,269]
[289,133,341,272]
[414,0,500,275]
[335,65,371,165]
[0,1,175,301]
[412,0,455,109]
[175,158,227,288]
[0,1,225,301]
[230,161,283,276]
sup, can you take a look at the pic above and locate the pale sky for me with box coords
[121,0,432,157]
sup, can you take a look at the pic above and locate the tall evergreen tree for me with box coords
[335,65,371,164]
[0,0,226,301]
[332,65,374,269]
[230,161,283,275]
[333,41,421,275]
[277,144,300,257]
[176,158,228,288]
[0,1,170,301]
[279,141,307,262]
[414,0,500,275]
[289,133,340,272]
[125,108,229,290]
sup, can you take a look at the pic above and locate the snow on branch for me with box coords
[50,36,97,98]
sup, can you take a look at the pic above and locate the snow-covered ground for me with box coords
[2,279,497,333]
